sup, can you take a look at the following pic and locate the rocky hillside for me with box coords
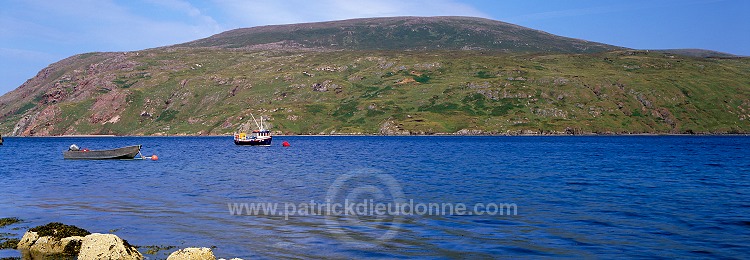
[0,16,748,136]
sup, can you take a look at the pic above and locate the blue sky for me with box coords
[1,0,747,96]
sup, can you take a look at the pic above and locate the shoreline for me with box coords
[0,218,213,259]
[1,133,749,138]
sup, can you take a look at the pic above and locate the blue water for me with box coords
[1,136,749,258]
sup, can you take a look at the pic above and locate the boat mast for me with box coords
[250,114,263,130]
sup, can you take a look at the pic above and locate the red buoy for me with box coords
[151,154,159,161]
[282,141,290,147]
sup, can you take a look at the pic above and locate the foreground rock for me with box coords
[167,247,216,260]
[16,222,142,259]
[13,222,246,259]
[16,222,90,258]
[79,233,143,260]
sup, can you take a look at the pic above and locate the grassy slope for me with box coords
[1,49,749,135]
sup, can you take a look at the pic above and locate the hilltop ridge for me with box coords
[176,16,619,53]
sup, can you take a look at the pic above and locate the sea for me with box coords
[1,136,749,259]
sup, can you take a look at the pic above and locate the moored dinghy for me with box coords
[63,145,142,160]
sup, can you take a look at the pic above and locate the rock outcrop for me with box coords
[16,222,90,259]
[15,230,39,251]
[167,247,216,260]
[78,233,143,260]
[456,129,485,135]
[16,223,142,259]
[379,120,410,135]
[311,80,341,93]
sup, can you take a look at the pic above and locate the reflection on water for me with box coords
[0,136,749,258]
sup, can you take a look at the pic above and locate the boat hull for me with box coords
[63,145,141,160]
[234,137,272,146]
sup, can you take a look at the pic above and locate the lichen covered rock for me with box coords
[78,233,143,260]
[167,247,216,260]
[17,222,91,259]
[15,230,39,251]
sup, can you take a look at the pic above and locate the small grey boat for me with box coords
[63,145,141,160]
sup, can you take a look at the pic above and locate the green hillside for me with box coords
[0,17,748,136]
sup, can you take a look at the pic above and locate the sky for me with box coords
[1,0,748,96]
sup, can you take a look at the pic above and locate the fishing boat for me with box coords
[234,114,272,146]
[63,145,142,160]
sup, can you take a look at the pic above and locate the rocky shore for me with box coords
[0,219,242,260]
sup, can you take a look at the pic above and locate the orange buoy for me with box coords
[282,141,290,147]
[151,154,159,161]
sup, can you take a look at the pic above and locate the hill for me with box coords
[0,17,748,136]
[176,16,619,53]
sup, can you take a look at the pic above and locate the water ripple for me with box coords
[1,136,749,258]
